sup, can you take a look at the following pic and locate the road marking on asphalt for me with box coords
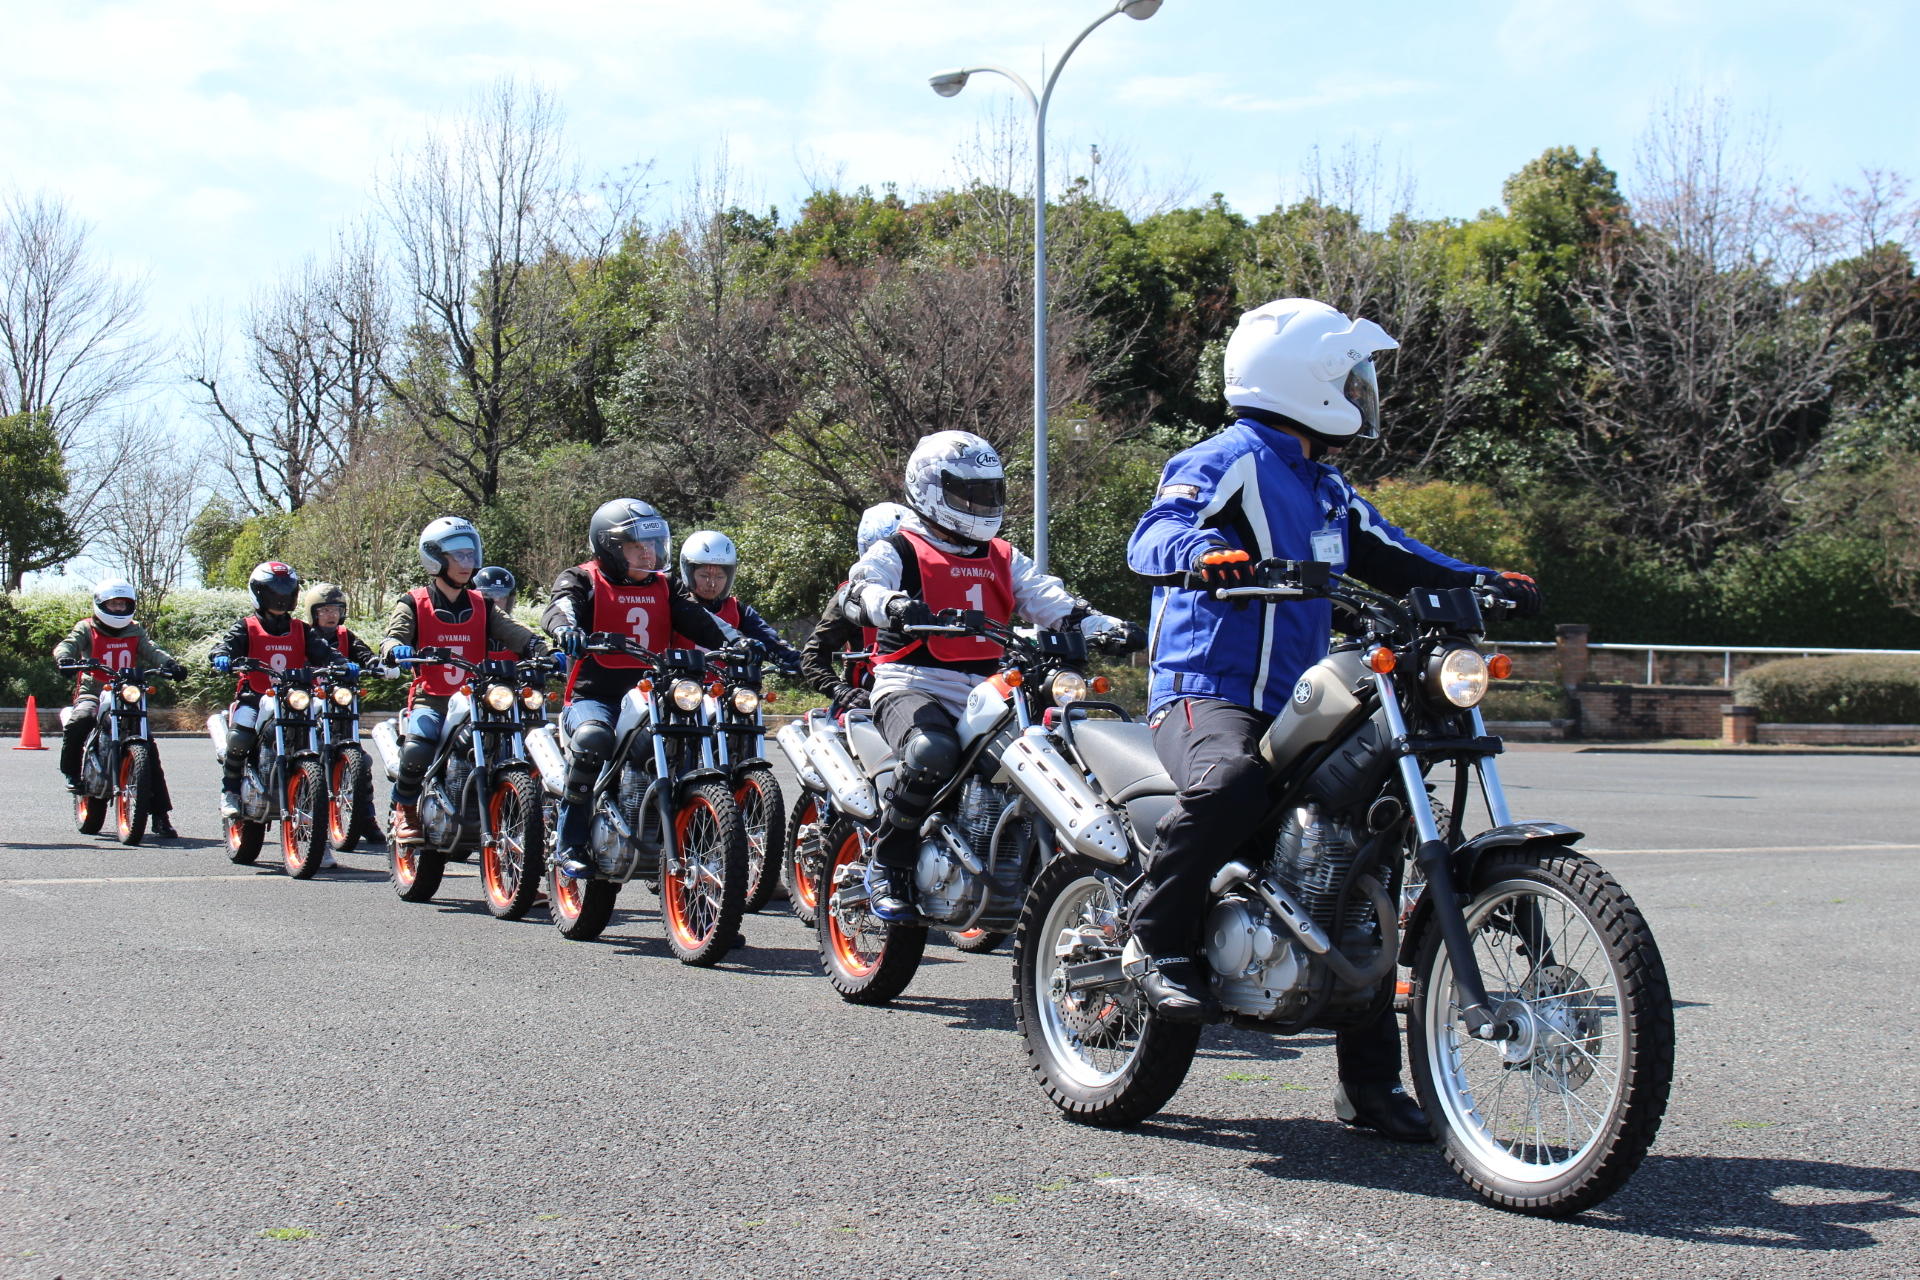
[2,868,480,885]
[1097,1175,1530,1280]
[1584,842,1920,856]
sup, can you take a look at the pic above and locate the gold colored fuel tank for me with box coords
[1259,647,1370,771]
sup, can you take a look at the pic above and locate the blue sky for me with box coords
[4,0,1916,417]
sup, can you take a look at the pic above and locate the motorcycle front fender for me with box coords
[1396,821,1585,968]
[673,766,731,802]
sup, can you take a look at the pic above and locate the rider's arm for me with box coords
[800,591,860,696]
[483,599,540,657]
[845,540,906,628]
[1006,547,1090,631]
[1126,446,1242,585]
[209,617,252,661]
[732,602,798,664]
[134,628,178,670]
[303,628,341,667]
[540,567,591,639]
[52,620,90,666]
[667,578,736,648]
[342,631,379,666]
[1344,489,1492,594]
[379,594,418,661]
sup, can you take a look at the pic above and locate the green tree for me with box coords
[0,410,81,589]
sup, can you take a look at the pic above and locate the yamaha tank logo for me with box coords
[1292,678,1313,706]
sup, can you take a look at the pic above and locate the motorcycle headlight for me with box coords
[1049,670,1088,708]
[520,687,544,711]
[284,688,312,712]
[1429,646,1489,708]
[484,684,515,713]
[671,679,704,712]
[732,687,761,715]
[331,686,355,707]
[119,684,143,704]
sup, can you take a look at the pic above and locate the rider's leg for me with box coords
[390,704,444,843]
[554,698,615,878]
[1128,697,1275,1021]
[867,691,961,920]
[1334,1007,1430,1142]
[59,697,97,790]
[148,746,178,838]
[221,695,262,818]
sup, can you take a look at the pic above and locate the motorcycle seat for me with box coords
[1069,719,1176,803]
[844,712,897,776]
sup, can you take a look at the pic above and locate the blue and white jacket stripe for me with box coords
[1126,419,1494,717]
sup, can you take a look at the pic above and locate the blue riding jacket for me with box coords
[1127,419,1494,717]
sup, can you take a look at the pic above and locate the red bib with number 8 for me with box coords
[585,562,669,667]
[897,530,1013,663]
[409,587,487,697]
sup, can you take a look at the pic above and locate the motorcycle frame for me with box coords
[75,666,160,798]
[583,652,728,885]
[416,662,537,856]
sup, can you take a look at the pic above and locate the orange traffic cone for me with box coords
[12,695,48,750]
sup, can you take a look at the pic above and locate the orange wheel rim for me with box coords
[735,776,768,873]
[956,928,985,940]
[328,756,350,843]
[226,818,242,851]
[76,794,88,825]
[282,773,302,865]
[116,754,133,839]
[825,830,878,977]
[483,786,520,908]
[794,800,820,909]
[664,795,721,950]
[553,868,584,920]
[394,843,417,886]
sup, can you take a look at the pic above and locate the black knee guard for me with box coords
[222,726,257,791]
[394,734,438,805]
[874,726,961,867]
[562,721,614,805]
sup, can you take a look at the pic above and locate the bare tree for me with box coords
[382,79,640,506]
[91,422,206,610]
[189,227,391,513]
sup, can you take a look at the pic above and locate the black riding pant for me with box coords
[1138,696,1401,1085]
[871,689,962,871]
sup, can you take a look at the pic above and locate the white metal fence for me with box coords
[1500,641,1920,685]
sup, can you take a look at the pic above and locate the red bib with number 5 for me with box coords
[240,616,306,695]
[585,562,669,668]
[408,587,487,698]
[896,529,1013,663]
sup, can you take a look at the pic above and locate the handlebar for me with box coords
[400,648,558,681]
[57,662,177,681]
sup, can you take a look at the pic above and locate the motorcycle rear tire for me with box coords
[783,792,827,927]
[481,769,546,921]
[75,788,107,835]
[816,818,926,1005]
[550,864,619,941]
[948,927,1007,954]
[282,759,329,879]
[328,747,374,853]
[662,780,747,966]
[389,834,445,902]
[225,816,266,864]
[113,743,155,846]
[734,767,784,914]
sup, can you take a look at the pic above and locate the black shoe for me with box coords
[1334,1081,1433,1143]
[151,816,179,839]
[64,774,85,795]
[1132,957,1217,1024]
[864,861,917,922]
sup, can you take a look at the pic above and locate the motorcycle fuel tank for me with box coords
[615,686,650,739]
[1259,648,1369,772]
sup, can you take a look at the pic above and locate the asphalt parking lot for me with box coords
[3,743,1917,1279]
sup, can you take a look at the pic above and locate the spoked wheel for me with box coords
[282,760,329,878]
[481,770,546,921]
[549,863,619,941]
[947,927,1007,954]
[226,815,266,864]
[816,818,926,1004]
[388,813,445,902]
[327,748,373,853]
[113,745,155,846]
[1408,847,1674,1218]
[661,781,747,966]
[1012,854,1199,1127]
[783,793,825,927]
[75,781,107,835]
[734,767,785,914]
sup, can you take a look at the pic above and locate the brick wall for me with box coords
[1571,684,1729,740]
[1756,723,1920,746]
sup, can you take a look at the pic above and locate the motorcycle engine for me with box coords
[421,782,458,847]
[913,815,982,924]
[240,767,270,822]
[592,801,641,880]
[1203,895,1310,1017]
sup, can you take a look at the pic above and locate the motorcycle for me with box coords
[57,660,178,846]
[371,651,550,917]
[528,635,748,965]
[1011,560,1673,1218]
[771,650,877,929]
[312,662,378,854]
[207,658,334,877]
[704,640,787,913]
[814,611,1127,1004]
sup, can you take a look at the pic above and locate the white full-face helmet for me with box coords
[856,502,914,556]
[679,530,739,600]
[1223,298,1398,445]
[92,578,138,630]
[904,431,1005,543]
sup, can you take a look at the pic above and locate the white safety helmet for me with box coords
[679,530,739,599]
[418,516,483,578]
[904,431,1005,543]
[92,578,138,630]
[856,502,914,556]
[1223,298,1398,444]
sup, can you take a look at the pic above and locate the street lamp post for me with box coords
[931,0,1162,574]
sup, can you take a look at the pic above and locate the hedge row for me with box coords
[1734,654,1920,724]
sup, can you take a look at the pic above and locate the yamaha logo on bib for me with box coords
[1292,678,1313,706]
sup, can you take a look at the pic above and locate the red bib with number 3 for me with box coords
[409,587,487,697]
[585,562,669,668]
[671,594,738,651]
[241,616,306,695]
[897,530,1013,663]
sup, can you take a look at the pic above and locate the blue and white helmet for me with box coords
[904,431,1005,543]
[855,502,913,556]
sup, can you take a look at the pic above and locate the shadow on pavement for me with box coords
[886,993,1018,1032]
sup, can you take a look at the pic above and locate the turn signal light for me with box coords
[1003,669,1024,687]
[1487,653,1513,679]
[708,681,725,697]
[764,689,778,704]
[460,683,473,695]
[1091,676,1111,695]
[638,679,654,693]
[1367,646,1397,674]
[1395,978,1413,998]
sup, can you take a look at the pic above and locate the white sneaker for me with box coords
[319,850,338,870]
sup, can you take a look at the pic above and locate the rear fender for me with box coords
[1396,821,1584,968]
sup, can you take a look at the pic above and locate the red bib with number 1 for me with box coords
[898,530,1013,663]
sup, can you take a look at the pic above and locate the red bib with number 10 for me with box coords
[585,562,670,668]
[898,529,1013,663]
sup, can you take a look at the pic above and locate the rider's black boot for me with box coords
[150,813,179,839]
[1334,1081,1433,1143]
[863,859,917,922]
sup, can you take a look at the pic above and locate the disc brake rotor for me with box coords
[1515,963,1602,1088]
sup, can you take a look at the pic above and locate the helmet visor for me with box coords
[1343,359,1382,439]
[100,596,135,616]
[435,532,481,571]
[940,472,1006,517]
[608,518,670,570]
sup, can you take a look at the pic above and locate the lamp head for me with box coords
[929,69,970,98]
[1119,0,1163,17]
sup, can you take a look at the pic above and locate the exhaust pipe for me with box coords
[206,712,229,762]
[802,723,878,820]
[370,718,403,782]
[1000,728,1128,865]
[775,718,826,791]
[525,724,567,797]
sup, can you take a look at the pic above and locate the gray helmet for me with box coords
[589,499,670,578]
[418,516,483,578]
